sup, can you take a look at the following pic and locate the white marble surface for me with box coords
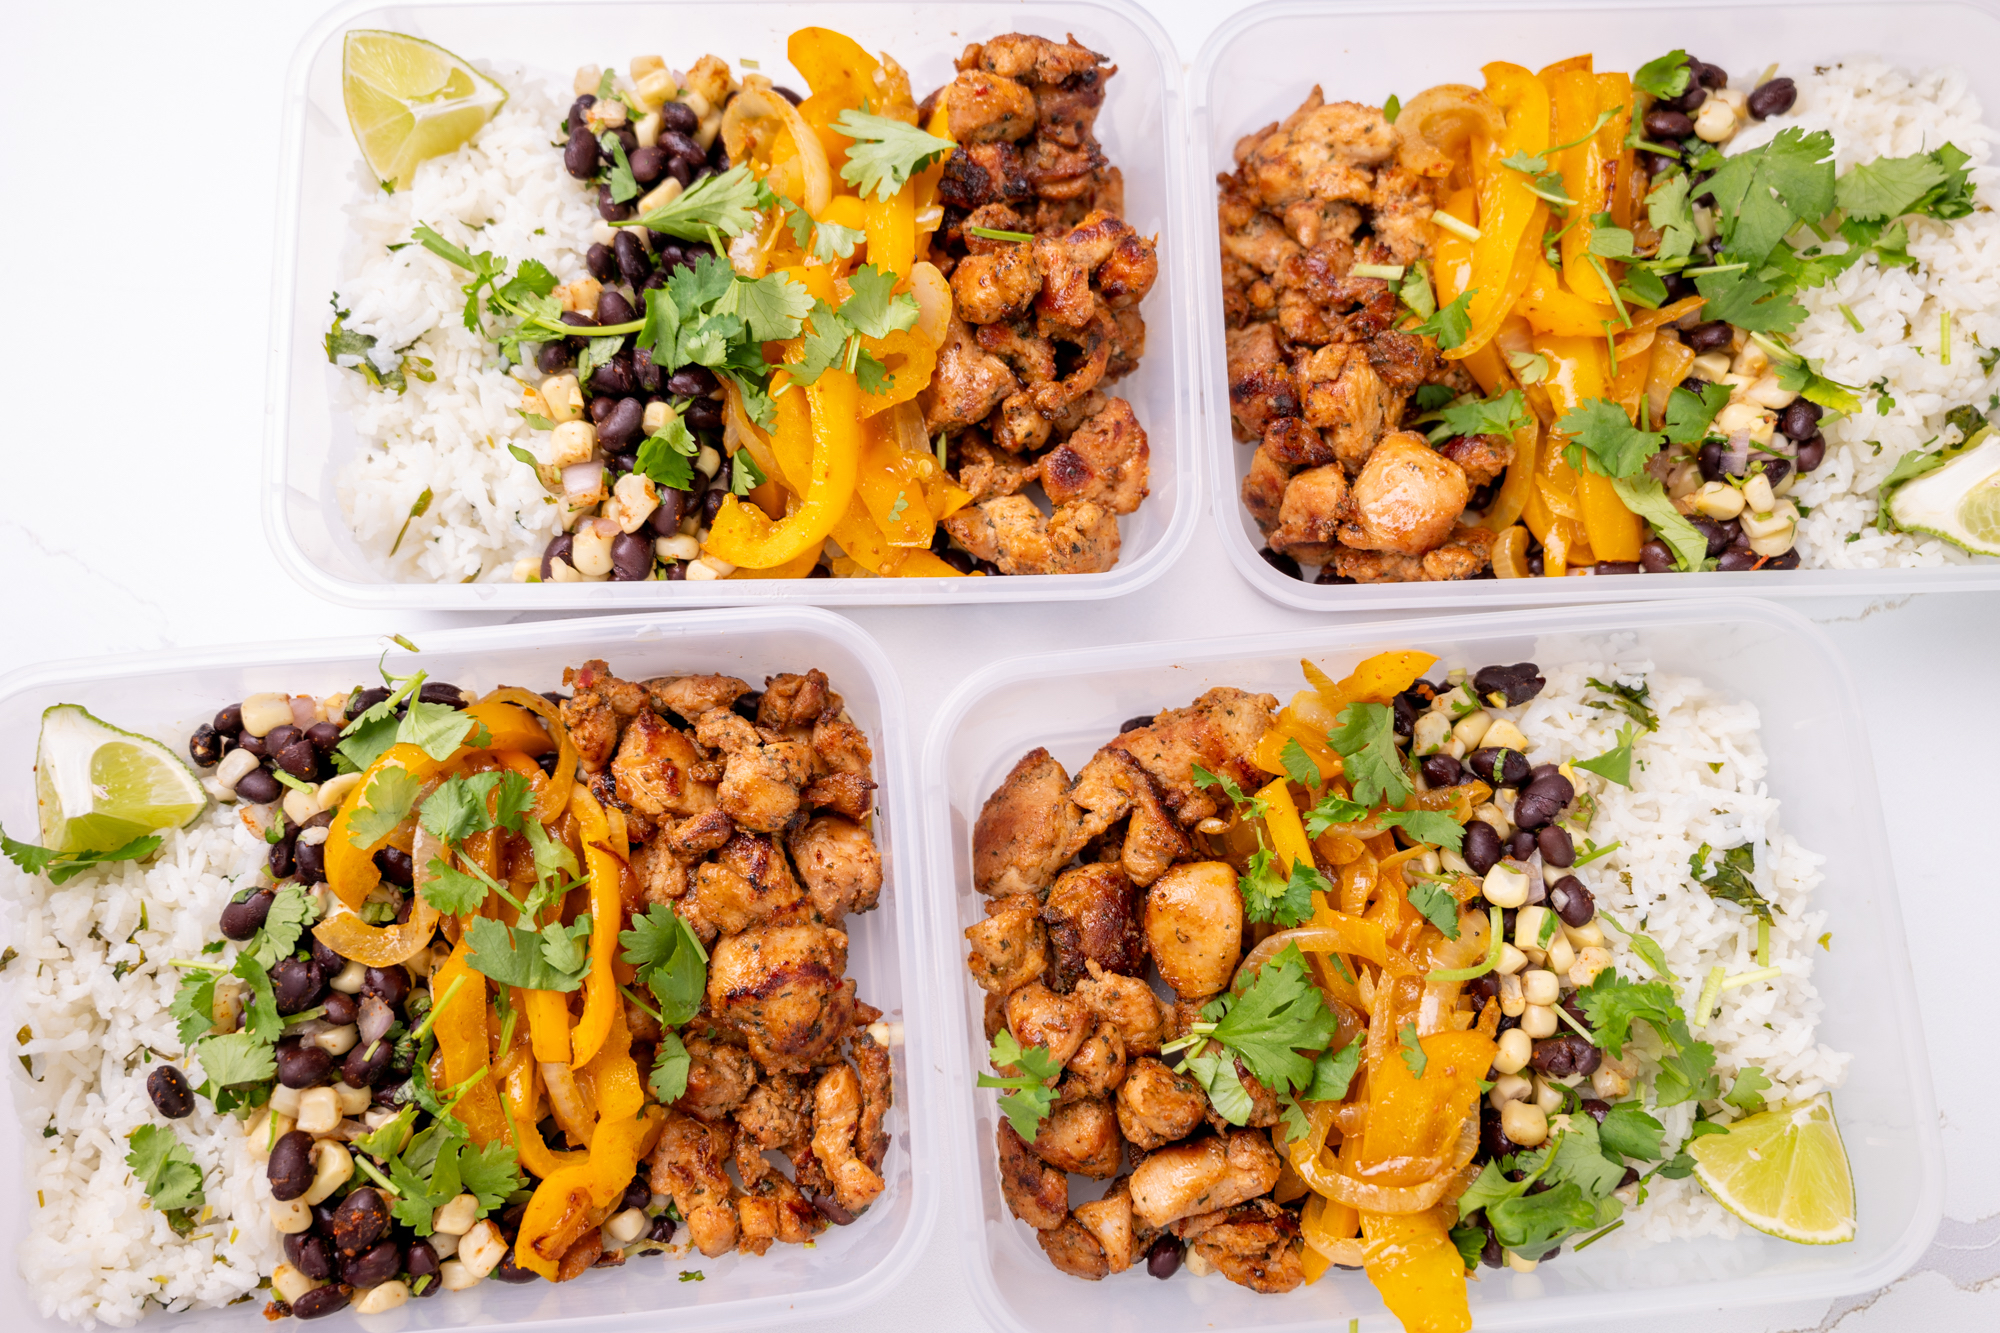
[2,0,1996,1328]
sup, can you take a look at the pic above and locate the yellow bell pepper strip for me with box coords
[1255,779,1316,873]
[1519,257,1615,336]
[1646,336,1697,425]
[566,786,626,1072]
[1305,651,1439,718]
[1301,1190,1364,1274]
[892,550,967,578]
[816,191,868,237]
[314,898,439,969]
[864,180,918,277]
[706,365,863,568]
[1362,1210,1474,1333]
[729,542,825,579]
[1251,719,1341,782]
[1598,73,1638,231]
[790,28,881,174]
[1538,332,1643,560]
[430,937,510,1144]
[575,1004,644,1125]
[1547,68,1617,308]
[1578,471,1644,562]
[1479,415,1540,534]
[856,412,934,547]
[478,688,573,824]
[856,327,938,418]
[506,1062,584,1179]
[524,988,572,1065]
[1454,64,1550,360]
[1432,189,1508,394]
[513,1105,666,1280]
[1610,334,1659,428]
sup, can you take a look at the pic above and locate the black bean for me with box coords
[1467,746,1530,788]
[222,888,276,940]
[187,724,224,768]
[1696,439,1726,483]
[344,1035,396,1088]
[1463,821,1504,876]
[1390,693,1418,740]
[1146,1234,1184,1279]
[1594,560,1641,575]
[1643,108,1695,140]
[662,560,688,581]
[309,936,344,974]
[1716,549,1759,571]
[1767,548,1802,570]
[235,768,282,805]
[620,1175,653,1212]
[302,721,341,757]
[701,486,728,528]
[610,532,655,581]
[611,126,638,160]
[322,990,359,1027]
[534,339,574,372]
[625,144,665,186]
[1668,82,1709,114]
[275,1040,334,1089]
[146,1064,195,1118]
[1676,514,1723,558]
[598,184,633,222]
[494,1249,541,1283]
[1537,826,1575,868]
[541,532,577,581]
[1480,1223,1504,1269]
[357,968,408,1011]
[1780,399,1823,441]
[294,836,327,885]
[412,682,464,709]
[666,365,720,398]
[273,739,317,783]
[976,558,1002,577]
[268,1130,315,1200]
[1748,77,1797,119]
[1548,875,1595,927]
[586,242,619,283]
[1634,538,1675,575]
[1513,773,1573,831]
[339,1240,400,1290]
[598,396,645,451]
[659,101,699,135]
[1420,753,1465,788]
[406,1239,442,1295]
[649,1213,679,1243]
[264,723,302,754]
[271,958,326,1015]
[1685,321,1734,354]
[1691,58,1729,90]
[590,352,636,397]
[1479,1107,1520,1161]
[214,703,245,734]
[1472,663,1545,706]
[1115,715,1156,736]
[565,94,596,131]
[331,1188,390,1257]
[1531,1033,1601,1078]
[684,397,725,433]
[592,290,634,329]
[292,1286,350,1320]
[1577,1098,1612,1126]
[613,229,653,288]
[647,489,685,537]
[1257,546,1302,579]
[1662,270,1700,303]
[653,240,687,271]
[1507,830,1537,862]
[564,125,601,179]
[657,129,703,167]
[286,1231,336,1282]
[633,351,664,397]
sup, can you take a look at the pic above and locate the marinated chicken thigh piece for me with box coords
[1040,861,1145,988]
[1329,523,1495,581]
[954,433,1041,503]
[1335,430,1470,555]
[1435,432,1515,486]
[787,815,882,922]
[736,1072,814,1159]
[707,921,854,1072]
[1179,1198,1307,1293]
[946,67,1039,142]
[1143,861,1245,1000]
[952,244,1045,324]
[737,1173,827,1254]
[673,1035,759,1123]
[1243,443,1295,532]
[853,1030,894,1171]
[1039,396,1149,514]
[1268,463,1351,555]
[1005,981,1094,1069]
[1108,688,1279,825]
[1030,1096,1123,1179]
[1066,746,1191,888]
[970,747,1087,898]
[755,669,834,731]
[1243,89,1397,208]
[1226,322,1300,439]
[694,709,811,833]
[1297,341,1400,470]
[560,660,647,770]
[1260,417,1336,469]
[968,32,1105,85]
[922,316,1021,432]
[1114,1057,1209,1150]
[1075,960,1164,1055]
[1038,1216,1113,1280]
[942,496,1121,576]
[1072,1176,1148,1274]
[690,833,806,935]
[1060,1020,1127,1100]
[610,709,718,817]
[999,1122,1070,1230]
[648,1112,741,1257]
[644,673,753,724]
[965,895,1050,995]
[1128,1129,1282,1229]
[812,1061,886,1213]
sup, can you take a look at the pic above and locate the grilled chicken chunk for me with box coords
[787,815,882,923]
[998,1122,1069,1230]
[707,921,854,1072]
[1040,862,1145,989]
[1115,1057,1209,1150]
[694,709,811,833]
[1179,1198,1307,1293]
[648,1112,741,1257]
[1128,1129,1282,1229]
[1030,1096,1123,1179]
[811,1060,886,1213]
[1039,396,1149,515]
[610,709,717,817]
[972,747,1086,897]
[965,895,1051,995]
[1108,688,1279,825]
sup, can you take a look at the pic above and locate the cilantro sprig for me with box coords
[1,824,161,886]
[1689,842,1778,923]
[834,111,955,200]
[620,905,709,1027]
[1576,968,1719,1106]
[1162,945,1352,1133]
[979,1031,1062,1139]
[1190,765,1322,927]
[126,1125,206,1217]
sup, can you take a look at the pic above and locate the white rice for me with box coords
[3,806,284,1327]
[1506,659,1845,1244]
[1726,58,2000,568]
[331,64,594,583]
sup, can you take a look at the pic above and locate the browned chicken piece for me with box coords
[707,921,854,1072]
[936,141,1035,214]
[737,1172,827,1254]
[1202,1056,1280,1130]
[1366,165,1438,265]
[1066,746,1191,888]
[852,1030,894,1171]
[756,669,832,730]
[955,433,1041,503]
[1226,322,1299,440]
[810,710,872,777]
[966,895,1051,995]
[630,839,688,906]
[971,747,1086,898]
[811,1061,885,1213]
[665,808,735,859]
[1104,305,1145,381]
[1330,523,1495,582]
[1115,1057,1209,1150]
[1128,1129,1282,1229]
[787,815,881,922]
[1143,861,1245,1000]
[1022,136,1108,202]
[984,989,1009,1042]
[1038,1215,1112,1280]
[610,709,717,818]
[1073,1176,1147,1274]
[1274,256,1399,347]
[1282,198,1363,249]
[922,316,1020,432]
[1261,417,1336,469]
[978,320,1058,388]
[1364,328,1445,391]
[691,834,806,936]
[1267,462,1351,555]
[1075,960,1164,1055]
[1109,688,1280,825]
[1220,205,1302,279]
[1005,981,1094,1068]
[1179,1198,1307,1293]
[1060,1019,1127,1099]
[952,244,1044,324]
[1096,229,1158,309]
[1244,90,1397,208]
[1243,442,1294,531]
[736,1071,814,1157]
[1435,432,1515,487]
[1297,341,1400,470]
[1040,862,1144,988]
[734,1121,776,1187]
[1040,396,1148,515]
[1033,212,1127,330]
[560,659,646,771]
[970,33,1105,85]
[673,1035,759,1122]
[1031,1096,1123,1179]
[960,203,1034,251]
[693,709,811,833]
[947,68,1038,142]
[1335,430,1469,555]
[647,1112,740,1257]
[943,496,1121,576]
[803,771,876,822]
[644,673,753,724]
[998,1122,1068,1230]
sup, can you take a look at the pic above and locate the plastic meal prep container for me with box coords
[0,607,936,1333]
[921,598,1940,1332]
[1190,0,2000,611]
[266,0,1195,608]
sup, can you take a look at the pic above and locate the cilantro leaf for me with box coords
[1,823,162,886]
[1647,172,1698,265]
[246,886,315,970]
[418,772,497,843]
[729,449,767,497]
[1409,289,1476,350]
[538,916,592,977]
[232,952,283,1044]
[1574,722,1640,787]
[1423,389,1532,444]
[1694,267,1807,333]
[1689,842,1776,923]
[651,1031,692,1103]
[169,971,219,1046]
[1585,677,1659,731]
[190,1031,277,1088]
[1406,880,1463,940]
[126,1125,205,1214]
[1612,474,1710,572]
[1203,944,1339,1094]
[980,1030,1062,1138]
[1489,1182,1601,1261]
[1545,1114,1626,1199]
[619,904,709,1026]
[1381,809,1467,853]
[629,164,768,241]
[1190,763,1267,820]
[1633,50,1692,100]
[789,298,854,388]
[463,916,589,992]
[1836,153,1949,222]
[1182,1046,1257,1126]
[1724,1065,1773,1112]
[1305,1041,1362,1102]
[1557,398,1662,479]
[1279,738,1321,791]
[1774,357,1864,415]
[1706,128,1836,264]
[1327,703,1411,807]
[714,270,812,342]
[1238,850,1324,928]
[1662,381,1732,445]
[1575,969,1718,1107]
[1599,1101,1667,1160]
[834,111,955,201]
[599,133,640,203]
[353,1104,419,1161]
[851,347,895,395]
[420,857,492,916]
[346,766,422,849]
[456,1139,526,1213]
[1450,1223,1488,1272]
[839,264,922,339]
[1303,790,1369,836]
[637,416,699,491]
[1398,1021,1428,1077]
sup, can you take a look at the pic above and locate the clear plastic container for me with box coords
[266,0,1195,608]
[0,607,937,1333]
[1189,0,2000,611]
[921,598,1940,1332]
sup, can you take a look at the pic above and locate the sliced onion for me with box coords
[542,1060,594,1146]
[1720,432,1753,476]
[908,261,952,348]
[359,994,396,1046]
[1395,84,1507,179]
[1303,1233,1367,1268]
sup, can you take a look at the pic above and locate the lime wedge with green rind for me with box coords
[1887,429,2000,557]
[1688,1092,1856,1245]
[342,30,508,190]
[35,704,206,854]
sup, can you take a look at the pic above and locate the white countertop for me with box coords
[2,1,1994,1329]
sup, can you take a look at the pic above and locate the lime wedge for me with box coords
[1957,472,2000,547]
[1886,430,2000,557]
[1688,1092,1856,1245]
[342,30,508,189]
[35,705,206,854]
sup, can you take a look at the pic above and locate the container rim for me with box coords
[919,595,1943,1331]
[1186,0,2000,611]
[0,604,940,1333]
[261,0,1200,609]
